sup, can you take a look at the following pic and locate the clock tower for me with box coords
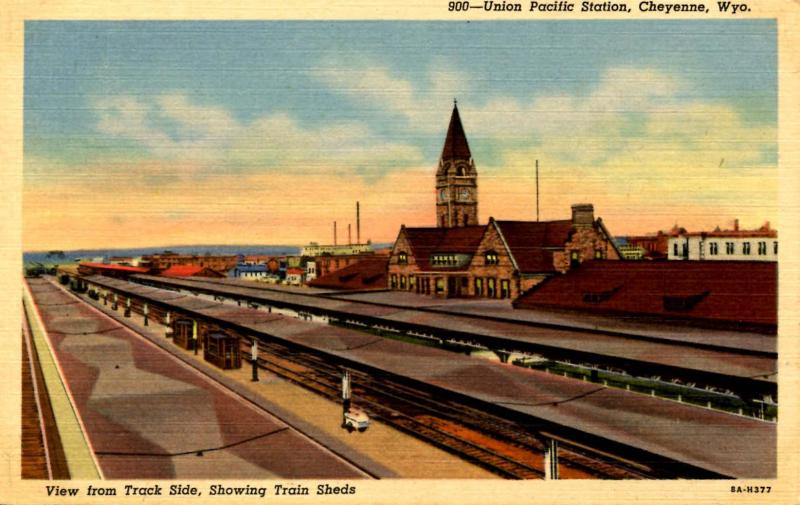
[436,101,478,228]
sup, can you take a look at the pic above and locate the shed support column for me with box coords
[192,320,198,355]
[251,339,259,382]
[342,370,352,415]
[544,438,559,480]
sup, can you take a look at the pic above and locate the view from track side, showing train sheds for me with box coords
[49,273,775,480]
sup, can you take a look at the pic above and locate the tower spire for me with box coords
[436,102,478,228]
[440,101,471,161]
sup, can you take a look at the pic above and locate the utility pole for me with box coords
[536,159,540,222]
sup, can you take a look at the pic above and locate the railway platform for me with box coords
[24,278,374,479]
[26,277,496,479]
[76,274,776,479]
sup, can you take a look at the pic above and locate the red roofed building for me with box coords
[78,262,151,280]
[389,205,620,299]
[308,257,389,291]
[513,261,777,333]
[159,265,226,278]
[286,267,305,285]
[387,103,620,299]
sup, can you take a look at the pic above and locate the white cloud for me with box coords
[92,93,425,179]
[311,60,472,135]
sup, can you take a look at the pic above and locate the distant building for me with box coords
[615,242,647,260]
[108,256,135,265]
[160,265,226,278]
[140,252,238,273]
[308,257,388,291]
[305,261,317,282]
[285,267,305,285]
[300,242,373,257]
[78,262,151,280]
[241,255,272,265]
[230,263,270,280]
[619,226,682,260]
[667,220,777,262]
[311,253,378,279]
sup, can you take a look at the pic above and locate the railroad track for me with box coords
[244,339,650,479]
[21,302,70,480]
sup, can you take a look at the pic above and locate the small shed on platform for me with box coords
[204,331,241,369]
[172,319,197,351]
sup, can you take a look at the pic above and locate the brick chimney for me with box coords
[734,219,739,231]
[571,204,594,227]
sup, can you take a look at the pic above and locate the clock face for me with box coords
[439,189,447,202]
[459,188,470,201]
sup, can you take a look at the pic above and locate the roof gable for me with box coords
[494,220,574,273]
[401,225,487,270]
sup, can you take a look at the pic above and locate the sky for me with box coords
[23,20,777,251]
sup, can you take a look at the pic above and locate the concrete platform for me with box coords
[32,278,496,479]
[25,279,370,479]
[82,275,777,478]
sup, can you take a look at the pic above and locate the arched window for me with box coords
[456,166,464,176]
[485,251,499,265]
[463,213,469,225]
[397,252,408,264]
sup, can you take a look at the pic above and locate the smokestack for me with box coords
[348,224,352,246]
[734,219,739,231]
[356,201,361,245]
[334,221,338,246]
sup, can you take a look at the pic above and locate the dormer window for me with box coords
[663,291,709,312]
[485,251,499,265]
[583,286,621,303]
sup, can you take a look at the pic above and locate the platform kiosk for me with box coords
[172,319,196,351]
[204,331,241,370]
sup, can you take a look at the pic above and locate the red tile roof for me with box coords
[514,261,777,331]
[402,225,487,270]
[309,258,388,291]
[79,262,150,273]
[495,220,574,273]
[160,265,225,278]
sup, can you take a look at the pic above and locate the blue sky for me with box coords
[23,20,777,249]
